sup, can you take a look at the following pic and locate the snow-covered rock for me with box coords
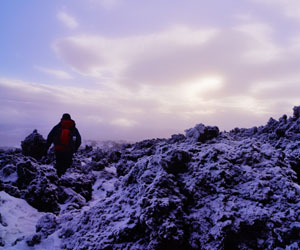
[293,106,300,119]
[21,130,46,160]
[0,191,45,248]
[185,123,219,143]
[2,106,300,249]
[0,148,96,214]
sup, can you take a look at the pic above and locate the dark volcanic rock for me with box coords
[26,233,42,247]
[21,129,46,160]
[230,126,258,138]
[168,134,186,144]
[56,107,300,250]
[17,160,38,189]
[36,213,57,238]
[293,106,300,119]
[90,149,107,171]
[0,237,5,247]
[185,123,219,143]
[0,147,96,214]
[15,160,60,213]
[26,233,41,247]
[25,174,59,213]
[4,106,300,250]
[59,172,95,202]
[116,159,135,177]
[160,149,191,174]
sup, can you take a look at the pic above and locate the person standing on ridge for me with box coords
[45,113,81,177]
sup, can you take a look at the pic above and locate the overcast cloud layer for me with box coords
[1,0,300,146]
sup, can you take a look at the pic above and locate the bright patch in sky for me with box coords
[57,11,78,29]
[1,0,300,146]
[34,66,73,79]
[184,76,224,102]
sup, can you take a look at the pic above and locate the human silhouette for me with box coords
[45,113,81,177]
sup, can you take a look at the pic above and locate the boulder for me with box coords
[36,213,57,238]
[293,106,300,119]
[59,172,95,202]
[185,123,219,143]
[21,130,46,160]
[24,176,60,213]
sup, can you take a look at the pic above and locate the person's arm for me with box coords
[45,126,57,152]
[74,128,81,152]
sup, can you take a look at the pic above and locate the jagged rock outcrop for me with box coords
[59,136,300,250]
[59,172,95,202]
[293,106,300,119]
[26,213,57,246]
[21,130,46,160]
[0,147,96,214]
[2,106,300,249]
[185,123,219,143]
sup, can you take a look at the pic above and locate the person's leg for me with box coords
[55,151,65,177]
[64,152,73,174]
[55,151,73,177]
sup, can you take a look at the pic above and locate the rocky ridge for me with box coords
[1,107,300,249]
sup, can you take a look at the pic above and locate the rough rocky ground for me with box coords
[2,107,300,249]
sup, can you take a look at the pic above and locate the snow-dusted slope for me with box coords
[0,191,44,248]
[2,107,300,249]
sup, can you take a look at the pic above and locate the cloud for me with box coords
[88,0,120,9]
[5,11,300,144]
[251,0,300,21]
[53,21,286,95]
[51,21,300,118]
[57,11,79,29]
[110,118,138,127]
[234,22,281,63]
[0,71,298,147]
[34,66,73,79]
[53,26,219,80]
[250,79,300,101]
[4,1,300,147]
[0,77,180,143]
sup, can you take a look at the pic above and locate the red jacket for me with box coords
[46,119,81,152]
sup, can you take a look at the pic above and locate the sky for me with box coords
[1,0,300,146]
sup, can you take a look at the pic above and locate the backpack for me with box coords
[55,120,75,152]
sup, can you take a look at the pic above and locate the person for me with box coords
[45,113,81,177]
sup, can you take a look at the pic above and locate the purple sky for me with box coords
[1,0,300,146]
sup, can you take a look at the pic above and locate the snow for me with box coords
[0,191,44,248]
[0,169,17,184]
[3,107,300,249]
[3,231,62,250]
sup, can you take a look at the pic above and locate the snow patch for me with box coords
[0,191,44,248]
